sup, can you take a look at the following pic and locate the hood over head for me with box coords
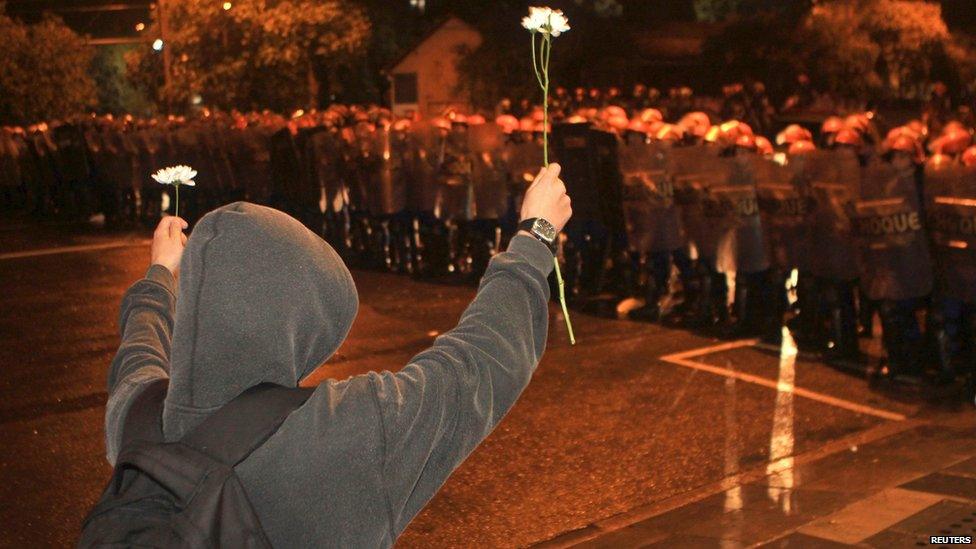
[163,202,358,440]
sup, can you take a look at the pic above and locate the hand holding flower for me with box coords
[520,163,572,234]
[151,216,189,276]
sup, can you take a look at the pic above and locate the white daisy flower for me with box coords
[152,165,197,186]
[522,6,570,37]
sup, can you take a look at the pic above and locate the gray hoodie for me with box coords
[105,202,554,547]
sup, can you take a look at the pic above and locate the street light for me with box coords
[223,2,232,10]
[153,38,164,51]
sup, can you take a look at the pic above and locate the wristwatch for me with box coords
[517,217,558,255]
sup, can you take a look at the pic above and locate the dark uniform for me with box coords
[853,156,933,379]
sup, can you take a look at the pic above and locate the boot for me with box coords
[822,282,862,368]
[711,271,731,326]
[722,274,756,339]
[877,301,923,383]
[823,307,861,365]
[858,292,876,339]
[662,274,699,326]
[616,250,643,317]
[629,274,661,322]
[561,238,584,304]
[789,272,821,350]
[933,328,956,385]
[676,264,723,329]
[409,216,424,276]
[760,271,787,345]
[380,219,393,272]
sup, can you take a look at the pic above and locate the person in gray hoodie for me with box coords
[104,163,571,546]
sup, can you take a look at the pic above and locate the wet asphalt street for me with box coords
[0,215,972,548]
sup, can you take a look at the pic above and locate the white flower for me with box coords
[152,165,197,186]
[521,7,549,32]
[522,6,570,37]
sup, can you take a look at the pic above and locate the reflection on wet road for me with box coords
[766,327,797,515]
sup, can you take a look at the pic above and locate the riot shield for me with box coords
[645,144,684,254]
[756,156,808,271]
[208,125,237,196]
[551,124,601,222]
[52,124,90,185]
[0,133,21,191]
[435,127,474,221]
[192,126,223,206]
[366,126,407,216]
[618,136,655,254]
[269,128,305,211]
[501,137,543,216]
[301,128,338,213]
[468,123,508,220]
[405,121,442,213]
[852,159,932,301]
[287,127,323,210]
[105,131,136,192]
[617,137,681,253]
[240,126,273,205]
[924,160,976,303]
[344,129,375,215]
[709,154,768,274]
[590,129,625,236]
[802,149,861,281]
[668,145,728,264]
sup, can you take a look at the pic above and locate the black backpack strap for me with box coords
[120,378,168,447]
[180,383,315,466]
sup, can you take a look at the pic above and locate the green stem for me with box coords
[542,33,550,166]
[530,31,545,90]
[553,255,575,345]
[175,183,179,218]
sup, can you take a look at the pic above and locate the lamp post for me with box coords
[157,0,172,109]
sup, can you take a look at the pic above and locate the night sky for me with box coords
[6,0,974,43]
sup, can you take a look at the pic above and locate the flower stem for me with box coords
[554,255,575,345]
[542,34,549,166]
[530,31,545,90]
[535,18,575,345]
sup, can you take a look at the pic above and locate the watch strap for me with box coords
[517,218,557,255]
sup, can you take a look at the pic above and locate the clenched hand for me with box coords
[151,216,188,276]
[519,163,572,234]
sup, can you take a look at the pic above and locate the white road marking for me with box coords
[660,339,907,422]
[798,487,944,543]
[0,240,150,261]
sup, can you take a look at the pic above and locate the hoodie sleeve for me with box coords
[103,264,176,464]
[370,234,553,536]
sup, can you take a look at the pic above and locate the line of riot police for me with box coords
[3,104,976,396]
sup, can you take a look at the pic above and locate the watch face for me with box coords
[532,218,558,241]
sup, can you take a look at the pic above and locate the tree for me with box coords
[701,0,975,103]
[126,0,370,112]
[0,6,96,124]
[92,45,154,116]
[693,0,809,22]
[804,0,964,100]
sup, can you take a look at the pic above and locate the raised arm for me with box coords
[104,216,187,464]
[370,164,572,535]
